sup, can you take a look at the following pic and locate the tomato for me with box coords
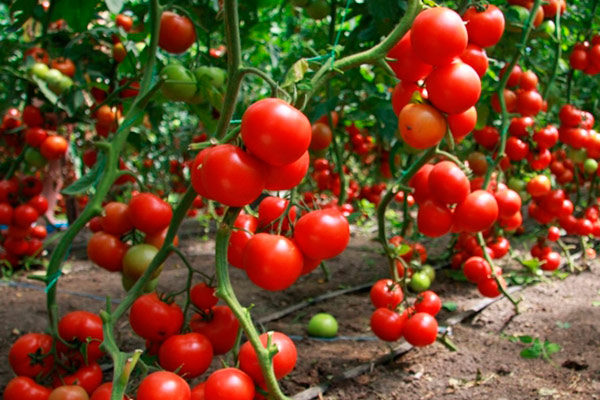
[29,195,49,214]
[243,233,303,291]
[227,213,258,269]
[370,279,403,309]
[159,11,196,54]
[515,89,543,116]
[477,277,504,298]
[387,31,432,82]
[128,193,172,235]
[526,175,551,197]
[425,61,481,114]
[49,385,90,400]
[307,313,338,338]
[190,383,205,400]
[241,98,311,166]
[159,333,213,378]
[494,189,522,218]
[144,227,178,249]
[58,311,104,364]
[51,58,76,77]
[309,123,333,151]
[505,136,529,161]
[22,105,44,127]
[570,48,589,70]
[463,5,505,48]
[87,232,127,272]
[547,226,561,241]
[411,7,468,66]
[119,79,140,98]
[9,332,53,377]
[398,103,447,149]
[370,308,405,342]
[203,368,254,400]
[57,363,102,395]
[467,152,488,175]
[533,125,559,149]
[190,305,239,355]
[543,0,565,17]
[428,161,470,205]
[4,376,52,400]
[473,126,500,150]
[122,244,163,281]
[409,271,431,292]
[391,81,422,115]
[460,44,488,78]
[520,70,539,90]
[13,204,39,228]
[116,14,133,31]
[414,290,442,316]
[409,164,433,205]
[257,196,297,233]
[160,63,197,101]
[0,202,14,224]
[239,331,297,383]
[100,202,132,236]
[90,383,129,400]
[190,282,218,310]
[293,208,350,260]
[488,236,510,258]
[453,190,499,233]
[0,179,19,203]
[25,127,49,148]
[300,253,322,275]
[40,135,68,160]
[265,150,309,190]
[198,144,266,207]
[130,293,183,341]
[137,371,191,400]
[417,200,453,238]
[448,106,477,140]
[402,312,438,347]
[491,89,517,113]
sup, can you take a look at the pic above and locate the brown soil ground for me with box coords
[1,231,599,399]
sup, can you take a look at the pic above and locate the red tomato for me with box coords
[460,44,488,78]
[409,164,434,205]
[25,127,49,148]
[417,200,453,237]
[463,256,492,283]
[478,276,505,297]
[448,106,477,140]
[426,61,481,114]
[137,371,191,400]
[257,196,297,233]
[403,312,438,346]
[547,226,561,241]
[58,311,103,364]
[453,190,499,233]
[520,70,539,90]
[500,64,523,87]
[428,161,470,205]
[293,208,350,260]
[309,123,332,151]
[414,290,442,316]
[411,7,468,66]
[129,293,183,342]
[0,202,14,225]
[24,47,49,64]
[101,202,132,235]
[505,136,529,161]
[533,125,559,149]
[158,11,196,54]
[13,204,39,228]
[4,376,52,400]
[494,189,522,218]
[370,279,404,309]
[28,195,49,214]
[462,5,505,48]
[203,368,254,400]
[190,305,239,355]
[128,193,172,235]
[387,31,432,82]
[473,126,500,149]
[87,231,127,272]
[239,331,297,383]
[391,81,422,115]
[227,213,258,269]
[57,362,103,395]
[264,150,309,191]
[159,333,213,378]
[370,308,406,342]
[90,383,130,400]
[9,333,53,377]
[22,105,44,127]
[190,383,205,400]
[488,236,510,258]
[51,57,76,77]
[570,48,589,70]
[116,14,133,31]
[243,233,303,291]
[398,103,447,149]
[527,175,551,197]
[241,98,311,166]
[190,282,218,310]
[40,135,68,160]
[516,89,543,116]
[491,89,517,113]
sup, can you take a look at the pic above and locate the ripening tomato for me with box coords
[370,279,404,309]
[425,61,481,114]
[414,290,442,316]
[130,293,183,342]
[460,44,489,78]
[159,333,213,378]
[527,175,551,197]
[264,150,309,191]
[411,7,468,66]
[241,98,311,166]
[9,333,53,377]
[203,368,254,400]
[40,135,68,160]
[462,5,505,48]
[137,371,191,400]
[473,126,500,149]
[239,331,297,383]
[370,308,406,342]
[48,385,89,400]
[387,31,433,82]
[128,193,172,235]
[4,376,52,400]
[293,208,350,260]
[417,200,453,237]
[310,123,333,151]
[58,311,104,364]
[87,231,127,272]
[190,305,239,355]
[158,11,196,54]
[453,190,499,233]
[403,312,438,347]
[428,161,470,205]
[227,213,258,269]
[24,47,49,64]
[243,233,303,291]
[398,103,447,149]
[467,152,488,175]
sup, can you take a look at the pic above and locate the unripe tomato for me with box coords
[122,244,163,281]
[307,313,338,338]
[87,232,127,272]
[160,63,197,101]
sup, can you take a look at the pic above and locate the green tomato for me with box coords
[584,158,598,174]
[505,5,529,33]
[305,0,330,20]
[508,177,526,192]
[57,75,73,93]
[121,274,159,293]
[24,147,47,168]
[568,148,586,164]
[307,313,338,338]
[422,265,436,283]
[194,66,227,89]
[45,68,64,93]
[537,20,555,38]
[409,271,431,292]
[160,63,197,102]
[29,62,49,80]
[122,244,164,281]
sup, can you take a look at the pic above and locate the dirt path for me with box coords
[1,234,599,399]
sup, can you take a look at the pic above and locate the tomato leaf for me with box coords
[282,58,309,88]
[442,301,457,312]
[544,342,561,355]
[520,347,541,359]
[62,153,106,195]
[50,0,97,32]
[106,0,125,14]
[518,335,533,343]
[30,76,58,105]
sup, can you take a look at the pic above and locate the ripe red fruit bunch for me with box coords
[557,104,598,158]
[569,35,600,75]
[388,235,427,278]
[345,122,376,156]
[530,238,562,271]
[498,64,545,117]
[462,255,507,297]
[0,176,48,267]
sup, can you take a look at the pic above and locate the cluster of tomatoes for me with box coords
[0,177,48,267]
[1,106,68,169]
[26,46,75,95]
[86,192,173,291]
[569,35,600,75]
[497,64,545,118]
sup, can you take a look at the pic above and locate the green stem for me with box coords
[171,245,197,328]
[541,11,562,100]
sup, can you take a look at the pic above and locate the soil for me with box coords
[1,230,599,400]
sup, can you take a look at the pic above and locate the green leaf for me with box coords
[9,0,36,28]
[519,335,533,343]
[345,212,362,224]
[544,342,561,355]
[30,76,58,105]
[521,258,542,269]
[442,301,458,312]
[520,347,542,359]
[106,0,125,14]
[282,58,309,88]
[51,0,97,32]
[445,269,468,282]
[62,153,105,195]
